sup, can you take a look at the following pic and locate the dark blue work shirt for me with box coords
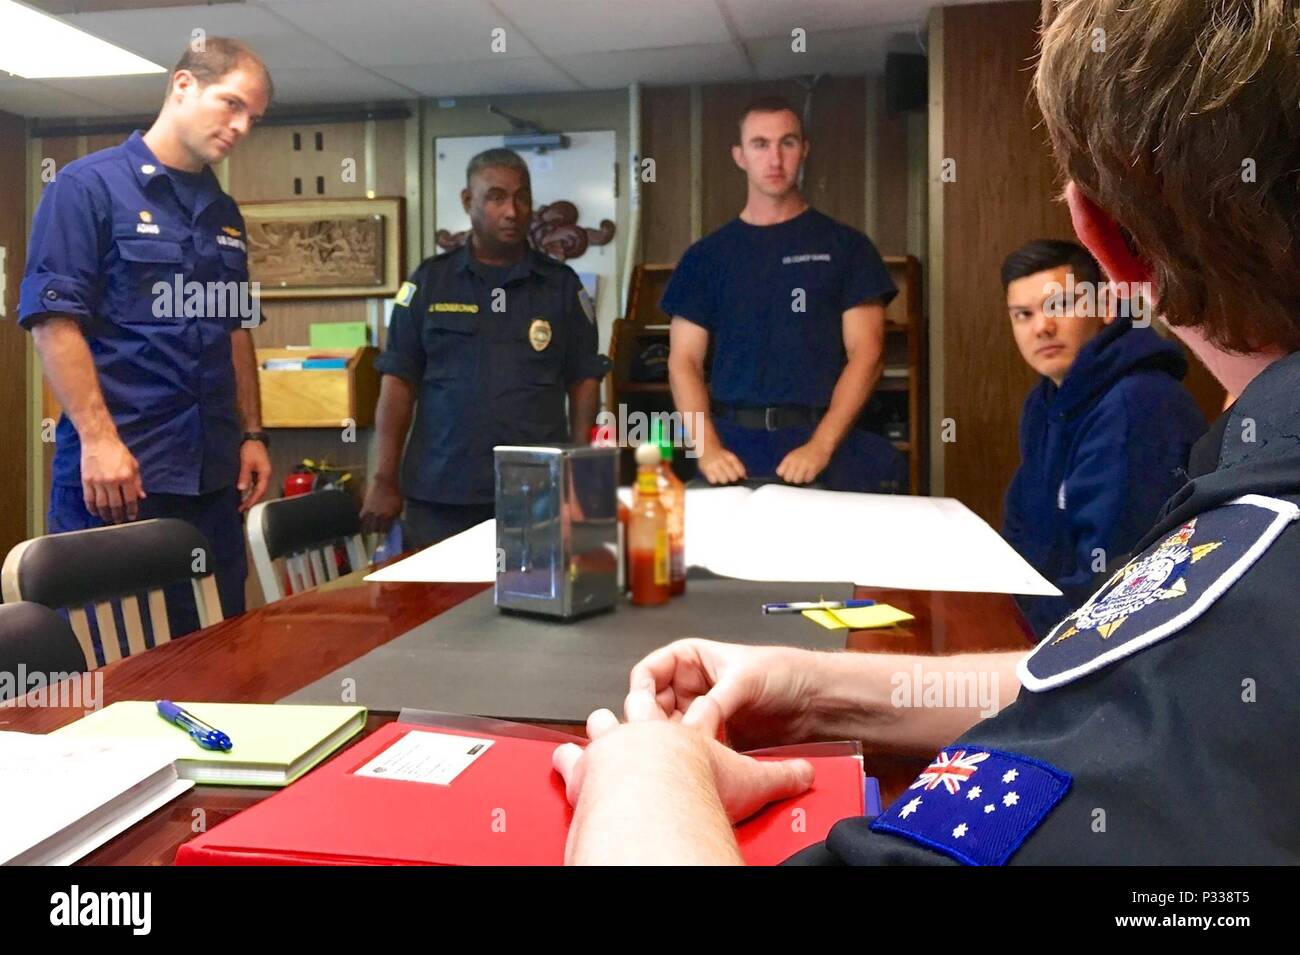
[19,131,253,496]
[660,208,896,408]
[375,242,609,505]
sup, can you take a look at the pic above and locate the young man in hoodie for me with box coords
[1000,239,1205,636]
[549,0,1300,866]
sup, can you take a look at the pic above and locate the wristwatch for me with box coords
[242,430,271,448]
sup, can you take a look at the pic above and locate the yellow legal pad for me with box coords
[802,604,915,631]
[53,702,367,787]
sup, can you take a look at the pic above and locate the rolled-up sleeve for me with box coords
[374,278,427,384]
[562,275,610,383]
[19,173,107,329]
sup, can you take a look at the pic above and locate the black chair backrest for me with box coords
[7,518,213,607]
[0,602,88,698]
[260,490,361,561]
[1,518,223,667]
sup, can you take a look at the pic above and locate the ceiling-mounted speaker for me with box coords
[885,52,928,114]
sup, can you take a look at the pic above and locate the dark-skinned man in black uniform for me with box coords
[361,148,607,550]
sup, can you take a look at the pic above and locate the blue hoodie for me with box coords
[1004,319,1207,636]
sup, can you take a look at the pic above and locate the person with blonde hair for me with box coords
[549,0,1300,865]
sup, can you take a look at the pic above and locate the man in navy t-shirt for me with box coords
[661,96,901,491]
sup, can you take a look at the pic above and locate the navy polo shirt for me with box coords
[19,131,254,496]
[660,208,896,408]
[375,242,608,505]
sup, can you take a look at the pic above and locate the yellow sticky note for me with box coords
[802,604,915,630]
[803,609,847,630]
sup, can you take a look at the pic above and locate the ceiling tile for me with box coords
[554,43,752,88]
[375,58,579,98]
[720,0,922,39]
[0,77,126,117]
[748,26,904,79]
[260,65,419,102]
[493,0,731,56]
[55,4,343,69]
[261,0,538,66]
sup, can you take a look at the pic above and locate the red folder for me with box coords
[175,716,866,866]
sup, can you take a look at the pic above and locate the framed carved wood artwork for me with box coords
[241,197,405,299]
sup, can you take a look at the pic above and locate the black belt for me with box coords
[714,403,825,431]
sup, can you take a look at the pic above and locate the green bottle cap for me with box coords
[649,418,673,461]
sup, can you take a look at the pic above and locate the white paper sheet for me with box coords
[687,485,1060,596]
[363,518,498,583]
[361,487,1059,596]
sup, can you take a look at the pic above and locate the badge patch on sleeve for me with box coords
[395,281,416,307]
[869,747,1071,866]
[577,287,596,324]
[1021,494,1300,691]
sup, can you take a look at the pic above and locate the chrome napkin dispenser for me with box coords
[493,445,619,619]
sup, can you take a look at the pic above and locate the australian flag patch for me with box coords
[869,747,1072,865]
[1019,494,1300,691]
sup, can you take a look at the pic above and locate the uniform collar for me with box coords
[124,130,224,215]
[455,238,546,282]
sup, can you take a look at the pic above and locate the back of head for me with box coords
[1035,0,1300,353]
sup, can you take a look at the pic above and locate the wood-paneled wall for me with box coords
[639,86,693,265]
[928,1,1076,526]
[928,1,1225,525]
[222,118,410,534]
[0,110,29,557]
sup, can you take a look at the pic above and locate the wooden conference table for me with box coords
[0,565,1034,866]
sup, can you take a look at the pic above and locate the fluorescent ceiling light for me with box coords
[0,0,165,79]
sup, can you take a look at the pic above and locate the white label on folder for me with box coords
[352,731,493,786]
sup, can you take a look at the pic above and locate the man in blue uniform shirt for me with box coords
[20,39,273,647]
[1000,239,1205,636]
[549,0,1300,865]
[662,97,902,491]
[360,149,608,549]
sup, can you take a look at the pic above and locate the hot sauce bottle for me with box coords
[649,419,687,596]
[628,443,671,606]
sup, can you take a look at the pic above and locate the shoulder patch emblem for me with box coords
[1020,494,1300,691]
[869,747,1071,865]
[577,287,596,324]
[395,281,416,307]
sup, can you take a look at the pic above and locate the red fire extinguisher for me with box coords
[282,466,317,498]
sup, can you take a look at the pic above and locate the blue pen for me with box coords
[156,700,233,751]
[762,599,877,615]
